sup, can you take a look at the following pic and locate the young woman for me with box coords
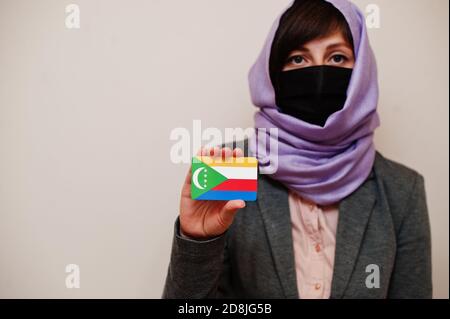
[163,0,432,299]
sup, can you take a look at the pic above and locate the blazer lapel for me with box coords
[256,168,377,299]
[256,175,299,299]
[330,170,377,298]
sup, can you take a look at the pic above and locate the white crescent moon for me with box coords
[192,167,205,190]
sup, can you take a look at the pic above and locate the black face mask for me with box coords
[274,65,353,127]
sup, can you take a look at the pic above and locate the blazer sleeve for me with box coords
[162,217,231,299]
[388,173,433,298]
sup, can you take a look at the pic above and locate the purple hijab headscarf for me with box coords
[248,0,380,206]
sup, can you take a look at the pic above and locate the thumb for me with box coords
[218,200,246,227]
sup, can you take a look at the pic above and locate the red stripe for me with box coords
[212,179,257,191]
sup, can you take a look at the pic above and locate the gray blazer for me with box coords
[163,151,432,299]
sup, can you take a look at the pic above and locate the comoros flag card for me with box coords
[191,156,258,201]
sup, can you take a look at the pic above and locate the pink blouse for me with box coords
[288,191,339,299]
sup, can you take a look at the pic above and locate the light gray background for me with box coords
[0,0,448,298]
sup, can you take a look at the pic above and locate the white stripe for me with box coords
[213,167,257,180]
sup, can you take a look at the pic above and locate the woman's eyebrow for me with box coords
[326,42,352,51]
[287,47,310,55]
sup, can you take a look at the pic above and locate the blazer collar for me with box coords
[257,169,377,299]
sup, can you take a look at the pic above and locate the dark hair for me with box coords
[269,0,354,86]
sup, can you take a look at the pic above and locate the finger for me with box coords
[184,165,192,185]
[196,147,205,156]
[218,200,246,226]
[233,148,244,158]
[201,147,209,156]
[181,165,193,197]
[221,147,232,159]
[211,146,220,157]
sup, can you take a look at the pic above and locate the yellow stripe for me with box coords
[196,156,258,167]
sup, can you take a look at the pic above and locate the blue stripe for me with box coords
[196,190,257,201]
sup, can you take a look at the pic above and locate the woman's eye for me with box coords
[331,54,347,64]
[289,55,304,65]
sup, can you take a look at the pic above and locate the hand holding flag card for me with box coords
[191,156,258,201]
